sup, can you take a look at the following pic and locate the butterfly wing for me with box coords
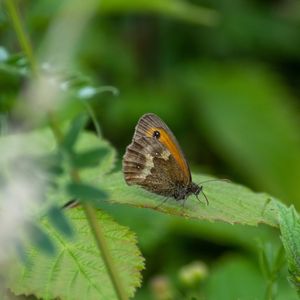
[123,113,191,197]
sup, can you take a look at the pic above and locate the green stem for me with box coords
[83,203,128,300]
[265,279,275,300]
[263,246,284,300]
[82,101,102,138]
[7,1,128,299]
[5,0,38,75]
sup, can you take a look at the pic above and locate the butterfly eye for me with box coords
[153,130,160,139]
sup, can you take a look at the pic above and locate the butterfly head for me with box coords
[188,182,209,205]
[190,182,202,196]
[173,182,202,200]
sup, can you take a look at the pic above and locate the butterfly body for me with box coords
[123,113,202,202]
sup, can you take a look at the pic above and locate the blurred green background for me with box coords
[2,0,300,298]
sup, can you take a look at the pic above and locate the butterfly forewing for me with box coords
[134,114,190,180]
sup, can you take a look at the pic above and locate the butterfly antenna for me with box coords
[198,178,231,186]
[201,190,209,206]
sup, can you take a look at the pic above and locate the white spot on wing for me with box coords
[161,150,170,160]
[139,153,154,179]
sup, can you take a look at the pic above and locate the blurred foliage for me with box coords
[205,255,298,300]
[2,0,300,299]
[183,63,300,206]
[1,122,142,299]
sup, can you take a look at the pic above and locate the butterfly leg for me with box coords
[154,196,170,209]
[178,198,189,217]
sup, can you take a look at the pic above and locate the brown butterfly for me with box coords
[122,113,208,205]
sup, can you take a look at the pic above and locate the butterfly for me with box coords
[122,113,208,205]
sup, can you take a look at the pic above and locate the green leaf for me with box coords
[258,243,286,299]
[100,0,219,26]
[206,256,265,300]
[47,206,73,238]
[8,208,144,300]
[74,132,116,177]
[61,114,88,151]
[34,153,64,175]
[205,255,298,300]
[259,243,275,279]
[28,222,56,256]
[71,148,109,169]
[102,172,279,227]
[278,204,300,293]
[66,182,108,204]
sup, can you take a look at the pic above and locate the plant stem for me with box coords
[265,279,275,300]
[83,203,128,300]
[7,2,128,299]
[82,101,102,138]
[5,0,38,76]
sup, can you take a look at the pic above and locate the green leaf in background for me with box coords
[278,204,300,294]
[34,153,63,175]
[100,0,218,26]
[101,172,279,227]
[259,242,284,281]
[66,182,108,204]
[258,243,286,299]
[47,206,73,238]
[184,63,300,208]
[0,51,27,100]
[27,0,218,27]
[71,147,109,169]
[61,114,88,152]
[206,256,264,300]
[0,128,117,188]
[28,222,56,256]
[205,255,298,300]
[8,208,144,300]
[74,132,117,178]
